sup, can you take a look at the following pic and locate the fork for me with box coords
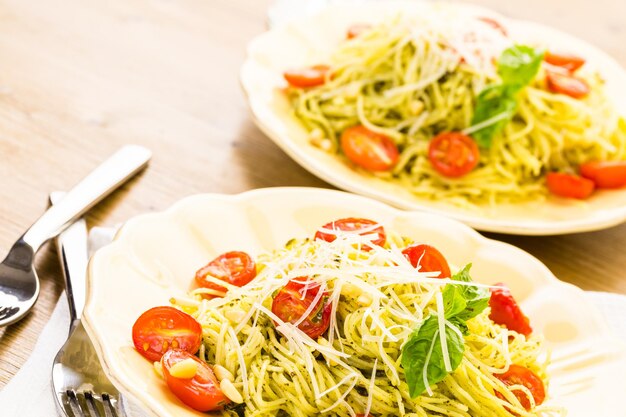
[50,193,126,417]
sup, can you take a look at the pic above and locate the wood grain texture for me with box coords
[0,0,624,388]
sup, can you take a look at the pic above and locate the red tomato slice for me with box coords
[489,283,532,336]
[428,132,480,178]
[161,349,230,412]
[347,23,372,39]
[494,364,546,411]
[546,172,595,199]
[477,17,508,36]
[544,51,585,72]
[283,65,330,88]
[340,125,399,171]
[314,217,386,250]
[546,71,590,99]
[132,306,202,362]
[195,251,257,294]
[272,278,331,339]
[580,161,626,189]
[402,244,451,278]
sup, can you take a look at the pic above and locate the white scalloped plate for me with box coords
[84,188,626,417]
[240,1,626,235]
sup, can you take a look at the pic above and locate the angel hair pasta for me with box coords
[151,219,566,417]
[284,13,626,206]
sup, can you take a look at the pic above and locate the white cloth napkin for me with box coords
[1,226,625,417]
[0,227,147,417]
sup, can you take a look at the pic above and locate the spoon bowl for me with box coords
[0,145,151,327]
[0,240,38,325]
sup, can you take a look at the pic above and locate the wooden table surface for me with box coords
[1,0,625,389]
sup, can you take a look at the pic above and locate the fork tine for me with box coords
[102,393,119,417]
[66,390,85,417]
[62,390,124,417]
[84,391,103,417]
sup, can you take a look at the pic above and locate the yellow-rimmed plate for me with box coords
[240,1,626,235]
[84,187,626,417]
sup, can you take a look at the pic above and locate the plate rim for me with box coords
[239,0,626,236]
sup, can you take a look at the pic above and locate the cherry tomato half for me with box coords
[161,349,230,412]
[272,278,331,339]
[283,65,330,88]
[314,217,386,250]
[132,306,202,362]
[428,132,480,178]
[347,23,373,39]
[489,283,532,336]
[402,244,451,278]
[546,172,595,199]
[546,71,590,99]
[340,125,399,171]
[544,51,585,72]
[195,251,257,294]
[494,364,546,411]
[477,17,508,36]
[580,161,626,189]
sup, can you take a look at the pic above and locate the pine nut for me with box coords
[220,379,243,403]
[168,358,198,379]
[224,309,246,323]
[309,128,323,140]
[213,364,234,382]
[410,100,424,115]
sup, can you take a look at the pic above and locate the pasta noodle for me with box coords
[173,228,565,416]
[286,16,626,207]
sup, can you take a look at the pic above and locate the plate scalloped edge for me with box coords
[84,187,626,417]
[239,0,626,235]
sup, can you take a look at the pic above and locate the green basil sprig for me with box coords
[400,264,489,397]
[471,45,544,148]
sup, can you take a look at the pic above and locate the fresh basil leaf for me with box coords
[401,315,465,398]
[470,84,518,148]
[442,284,467,318]
[470,45,543,148]
[451,264,490,321]
[498,45,545,88]
[449,316,469,336]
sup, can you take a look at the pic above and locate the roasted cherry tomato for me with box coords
[272,278,331,339]
[340,125,399,171]
[428,132,480,178]
[580,161,626,189]
[477,17,508,36]
[489,283,532,336]
[546,71,590,99]
[283,65,330,88]
[161,349,230,412]
[544,51,585,72]
[314,217,386,250]
[347,23,373,39]
[195,251,257,294]
[546,172,595,199]
[402,244,451,278]
[132,306,202,362]
[494,364,546,411]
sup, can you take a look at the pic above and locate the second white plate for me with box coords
[240,1,626,235]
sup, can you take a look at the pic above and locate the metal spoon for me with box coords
[0,145,151,326]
